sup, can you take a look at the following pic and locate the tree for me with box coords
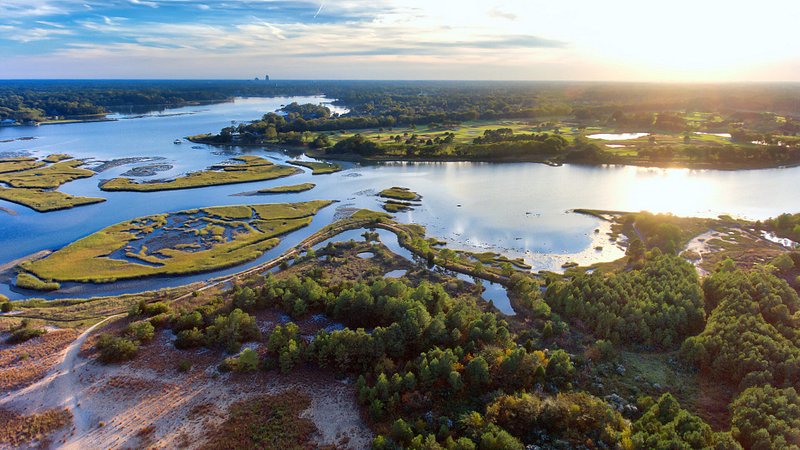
[632,394,741,449]
[391,418,414,445]
[205,308,260,353]
[545,350,574,387]
[730,385,800,449]
[439,248,457,266]
[466,356,490,387]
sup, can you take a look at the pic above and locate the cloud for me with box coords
[297,35,565,57]
[488,7,516,20]
[0,25,73,42]
[35,20,68,28]
[0,0,75,18]
[129,0,159,7]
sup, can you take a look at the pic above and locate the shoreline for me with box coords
[0,250,52,274]
[187,139,798,171]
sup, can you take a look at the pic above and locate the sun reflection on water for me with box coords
[627,168,716,216]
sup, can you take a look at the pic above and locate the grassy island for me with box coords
[379,187,421,212]
[379,186,420,201]
[100,156,300,192]
[0,155,105,212]
[0,159,94,189]
[383,200,414,213]
[287,160,342,175]
[0,188,105,212]
[20,200,333,286]
[244,183,316,195]
[15,273,61,291]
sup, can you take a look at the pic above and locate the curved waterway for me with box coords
[2,97,800,300]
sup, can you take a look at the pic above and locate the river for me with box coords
[1,96,798,300]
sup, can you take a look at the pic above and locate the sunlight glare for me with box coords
[627,168,715,216]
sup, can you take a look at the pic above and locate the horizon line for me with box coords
[2,78,800,85]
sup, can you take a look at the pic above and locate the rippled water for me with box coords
[1,97,799,300]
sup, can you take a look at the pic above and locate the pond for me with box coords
[587,132,649,140]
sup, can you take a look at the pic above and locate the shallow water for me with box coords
[587,132,649,140]
[454,272,514,315]
[2,97,800,299]
[384,269,407,278]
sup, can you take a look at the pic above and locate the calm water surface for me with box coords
[1,97,799,300]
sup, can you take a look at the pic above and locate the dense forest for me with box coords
[4,79,800,124]
[545,251,705,349]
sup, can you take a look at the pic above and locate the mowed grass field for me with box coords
[330,120,544,145]
[326,117,739,154]
[100,156,301,192]
[21,200,333,285]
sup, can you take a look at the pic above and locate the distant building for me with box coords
[264,74,270,81]
[254,77,260,81]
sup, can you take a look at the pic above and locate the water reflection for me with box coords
[2,97,800,300]
[626,168,716,216]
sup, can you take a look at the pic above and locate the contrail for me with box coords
[313,2,325,19]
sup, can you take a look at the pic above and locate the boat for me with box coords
[173,139,182,144]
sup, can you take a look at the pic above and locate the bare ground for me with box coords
[1,322,372,449]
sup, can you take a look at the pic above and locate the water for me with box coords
[312,228,417,263]
[384,270,407,278]
[694,132,731,138]
[2,97,800,299]
[454,273,514,315]
[587,132,649,140]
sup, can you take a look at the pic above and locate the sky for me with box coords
[0,0,799,81]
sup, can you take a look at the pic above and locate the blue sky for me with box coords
[1,0,798,80]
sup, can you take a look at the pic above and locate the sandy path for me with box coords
[0,315,120,446]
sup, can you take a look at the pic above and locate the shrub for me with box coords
[177,359,192,372]
[226,348,260,372]
[147,312,172,329]
[127,320,155,343]
[205,308,259,353]
[175,327,205,349]
[770,253,795,273]
[6,327,47,344]
[173,311,203,332]
[586,339,617,362]
[142,301,171,316]
[96,334,139,363]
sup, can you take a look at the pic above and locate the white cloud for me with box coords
[2,0,799,80]
[129,0,159,7]
[0,25,73,42]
